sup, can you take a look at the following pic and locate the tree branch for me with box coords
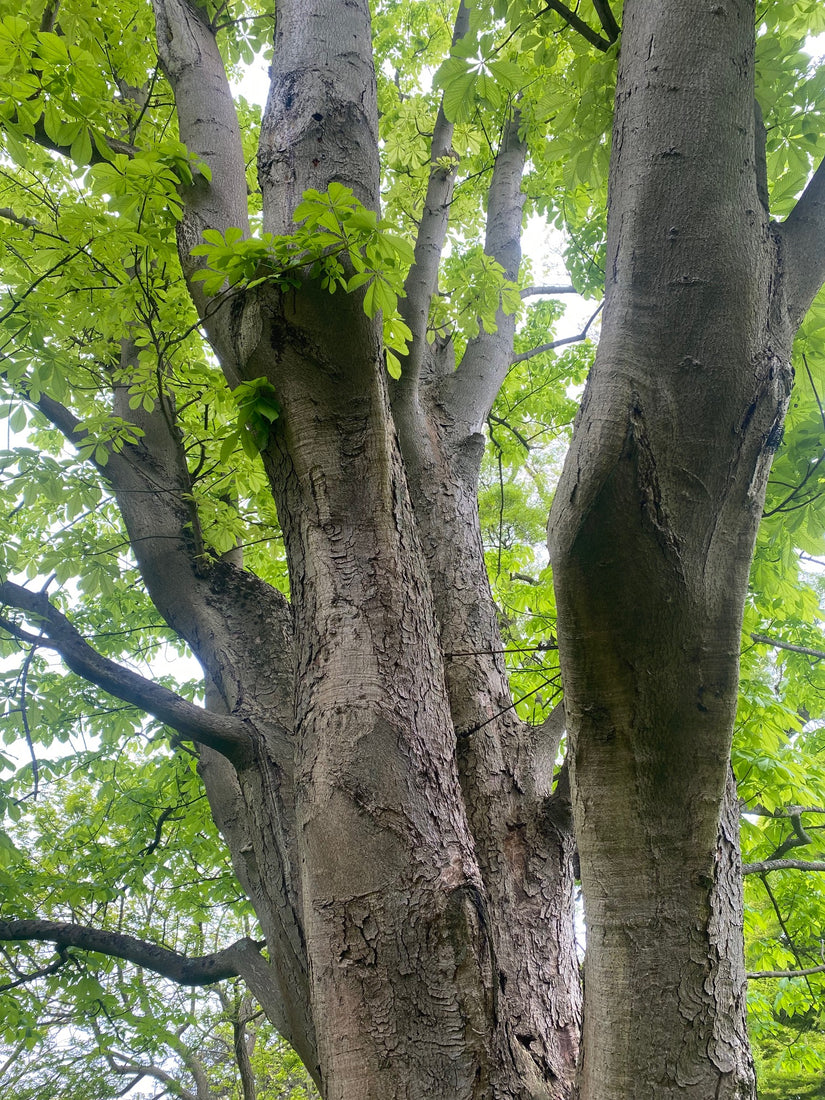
[520,284,578,297]
[750,631,825,661]
[397,0,470,394]
[779,154,825,327]
[108,1059,197,1100]
[764,811,813,862]
[0,944,69,992]
[747,804,825,818]
[0,207,39,230]
[748,963,825,979]
[0,581,251,759]
[511,300,603,365]
[538,0,612,51]
[444,113,527,430]
[151,0,253,376]
[2,112,138,164]
[0,920,262,986]
[233,1008,258,1100]
[743,858,825,875]
[591,0,620,42]
[757,871,816,998]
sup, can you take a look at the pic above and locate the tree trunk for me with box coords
[548,1,794,1095]
[117,0,583,1094]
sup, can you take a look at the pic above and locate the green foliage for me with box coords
[433,30,523,123]
[191,184,416,377]
[222,376,281,460]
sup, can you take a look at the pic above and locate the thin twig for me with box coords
[511,300,603,365]
[759,873,816,1000]
[748,963,825,979]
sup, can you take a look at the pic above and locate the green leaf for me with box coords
[442,70,478,123]
[70,128,93,166]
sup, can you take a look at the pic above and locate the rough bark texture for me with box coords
[149,1,579,1096]
[548,1,798,1096]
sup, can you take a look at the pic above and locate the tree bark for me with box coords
[548,1,795,1096]
[391,113,580,1098]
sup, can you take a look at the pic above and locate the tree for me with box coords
[0,0,824,1096]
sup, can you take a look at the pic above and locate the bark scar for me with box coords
[628,402,683,569]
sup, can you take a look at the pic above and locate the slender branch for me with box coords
[743,859,825,875]
[758,873,816,998]
[107,1059,197,1100]
[764,812,813,862]
[748,964,825,979]
[234,1011,258,1100]
[488,411,531,450]
[2,113,138,164]
[140,806,179,858]
[520,284,577,297]
[512,300,603,365]
[0,944,68,992]
[18,637,41,798]
[747,804,825,818]
[779,153,825,327]
[0,247,87,326]
[0,581,251,758]
[750,632,825,661]
[538,0,611,51]
[0,207,39,230]
[0,1042,27,1081]
[213,11,275,32]
[396,0,469,395]
[591,0,620,42]
[0,920,263,985]
[447,113,528,429]
[151,0,252,376]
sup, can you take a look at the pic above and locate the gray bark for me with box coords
[547,1,804,1096]
[391,112,580,1097]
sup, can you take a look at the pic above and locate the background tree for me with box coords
[0,0,824,1097]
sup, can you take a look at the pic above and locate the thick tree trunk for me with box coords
[143,0,582,1094]
[390,113,580,1098]
[549,1,792,1096]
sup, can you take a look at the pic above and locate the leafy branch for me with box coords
[191,184,415,378]
[0,581,251,759]
[0,920,262,987]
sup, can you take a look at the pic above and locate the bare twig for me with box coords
[511,300,603,365]
[748,963,825,979]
